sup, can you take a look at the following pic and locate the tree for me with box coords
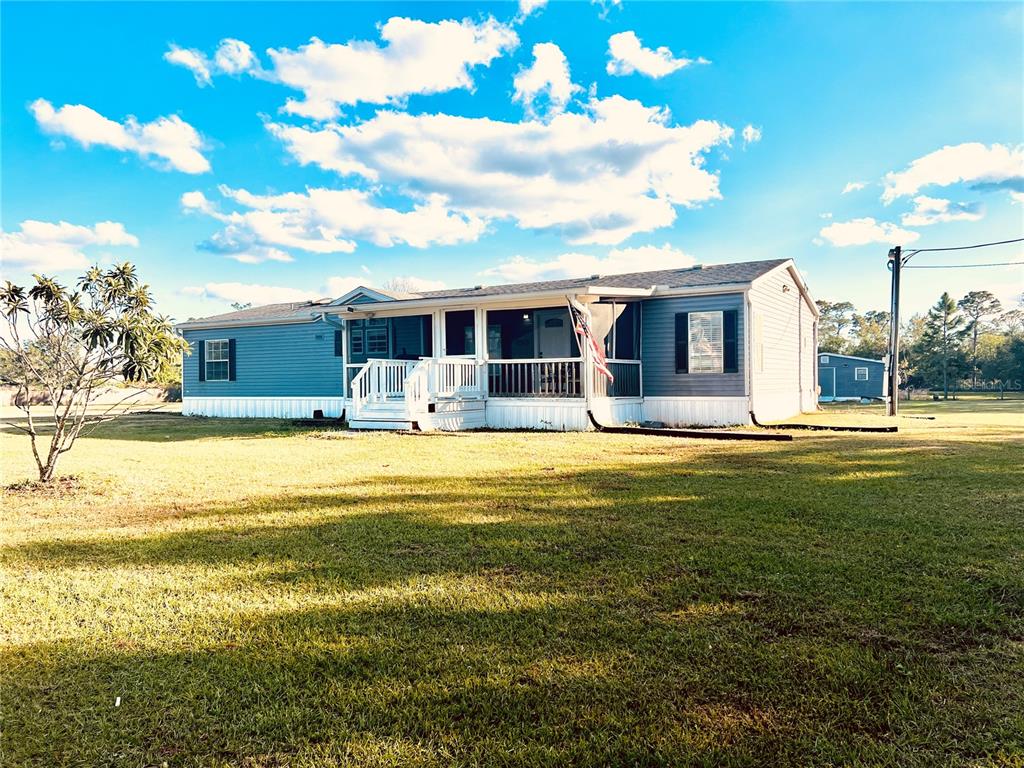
[230,301,252,311]
[815,300,854,353]
[917,292,967,399]
[957,291,1002,389]
[381,277,423,294]
[0,264,187,483]
[848,310,890,359]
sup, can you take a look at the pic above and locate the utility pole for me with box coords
[887,246,902,417]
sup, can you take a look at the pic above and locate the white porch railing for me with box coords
[433,357,484,399]
[487,358,583,398]
[592,359,642,398]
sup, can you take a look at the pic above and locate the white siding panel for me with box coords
[748,268,812,421]
[642,397,750,427]
[182,397,347,419]
[485,399,590,431]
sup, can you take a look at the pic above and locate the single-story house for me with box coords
[176,258,818,431]
[818,353,887,402]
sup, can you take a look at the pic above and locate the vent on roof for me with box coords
[691,264,704,270]
[473,285,483,290]
[310,297,332,305]
[590,274,602,280]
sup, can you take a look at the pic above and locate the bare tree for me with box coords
[0,264,187,483]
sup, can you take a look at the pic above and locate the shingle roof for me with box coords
[179,299,331,326]
[179,259,790,326]
[410,259,789,300]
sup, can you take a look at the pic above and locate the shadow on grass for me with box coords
[3,434,1023,766]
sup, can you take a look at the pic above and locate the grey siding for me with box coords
[748,266,815,418]
[819,354,885,399]
[640,293,746,397]
[183,321,343,398]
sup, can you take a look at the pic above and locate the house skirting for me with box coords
[181,395,755,429]
[182,396,346,419]
[642,397,751,427]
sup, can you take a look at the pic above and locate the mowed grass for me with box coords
[1,400,1022,767]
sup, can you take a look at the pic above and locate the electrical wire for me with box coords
[903,260,1024,269]
[901,237,1024,255]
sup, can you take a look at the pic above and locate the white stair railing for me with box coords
[351,359,418,418]
[404,359,432,418]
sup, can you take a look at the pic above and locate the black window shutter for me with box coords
[334,329,343,357]
[674,313,688,373]
[723,310,739,373]
[197,340,205,382]
[228,338,237,381]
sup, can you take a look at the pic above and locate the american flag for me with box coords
[567,297,614,384]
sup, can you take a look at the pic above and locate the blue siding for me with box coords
[640,294,746,397]
[818,354,885,399]
[183,321,343,397]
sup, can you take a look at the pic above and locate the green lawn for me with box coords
[2,400,1022,767]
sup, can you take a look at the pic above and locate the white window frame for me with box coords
[205,339,230,382]
[820,354,829,364]
[854,366,869,381]
[688,311,724,374]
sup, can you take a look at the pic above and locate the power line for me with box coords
[902,237,1024,256]
[903,260,1024,269]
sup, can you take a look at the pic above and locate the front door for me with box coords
[535,310,572,358]
[820,367,836,401]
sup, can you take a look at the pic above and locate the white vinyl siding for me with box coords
[855,367,869,381]
[205,339,229,381]
[689,311,724,373]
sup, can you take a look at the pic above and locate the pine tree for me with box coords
[920,292,967,399]
[957,291,1002,390]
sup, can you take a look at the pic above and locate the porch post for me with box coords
[475,306,487,399]
[341,318,349,399]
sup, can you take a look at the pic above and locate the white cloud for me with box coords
[164,45,212,86]
[181,186,486,257]
[513,43,580,119]
[182,282,321,306]
[165,39,260,85]
[882,142,1024,203]
[214,39,257,74]
[1,220,138,273]
[268,17,518,119]
[30,99,209,174]
[1011,191,1024,205]
[842,181,867,194]
[820,212,833,219]
[268,95,733,245]
[818,217,919,247]
[606,31,707,78]
[900,195,984,227]
[741,124,761,147]
[517,0,548,19]
[481,243,695,282]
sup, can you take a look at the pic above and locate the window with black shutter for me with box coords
[674,313,688,373]
[723,310,738,373]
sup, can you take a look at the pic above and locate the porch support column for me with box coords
[341,318,349,400]
[432,309,444,358]
[474,306,487,399]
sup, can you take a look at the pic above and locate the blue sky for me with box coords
[2,1,1022,321]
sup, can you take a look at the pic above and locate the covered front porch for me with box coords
[337,299,642,430]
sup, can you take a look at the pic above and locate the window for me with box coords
[205,339,229,381]
[820,354,829,364]
[855,367,869,381]
[689,311,724,373]
[366,321,388,356]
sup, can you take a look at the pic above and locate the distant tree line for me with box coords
[817,291,1024,398]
